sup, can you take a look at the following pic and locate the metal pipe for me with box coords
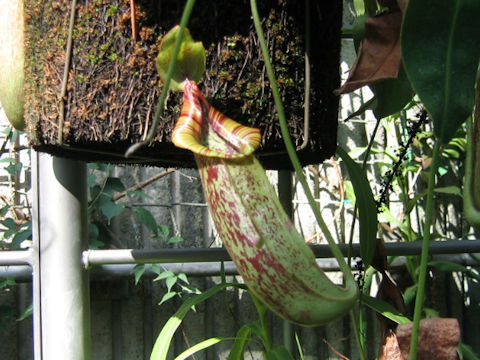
[0,249,33,265]
[34,153,91,359]
[3,253,480,282]
[82,240,480,266]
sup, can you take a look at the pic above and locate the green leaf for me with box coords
[227,325,252,360]
[156,26,206,91]
[0,277,16,289]
[17,303,33,321]
[428,260,480,281]
[154,270,175,282]
[434,186,462,196]
[370,67,413,119]
[134,208,159,235]
[265,346,294,360]
[99,199,124,221]
[177,273,189,284]
[165,275,177,291]
[150,283,246,360]
[103,177,125,195]
[132,264,146,285]
[168,236,184,244]
[337,147,378,267]
[158,225,170,237]
[12,228,31,247]
[401,0,480,144]
[361,294,411,324]
[159,291,178,305]
[174,338,224,360]
[458,342,480,360]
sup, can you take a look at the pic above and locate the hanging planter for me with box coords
[8,0,342,169]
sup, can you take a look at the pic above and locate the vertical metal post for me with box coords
[32,152,91,359]
[278,170,294,354]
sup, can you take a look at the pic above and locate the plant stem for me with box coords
[249,0,354,282]
[250,294,272,352]
[350,308,367,360]
[125,0,196,157]
[409,140,441,359]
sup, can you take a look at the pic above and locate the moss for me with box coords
[24,0,342,169]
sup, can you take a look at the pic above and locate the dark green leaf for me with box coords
[458,342,480,360]
[132,264,146,285]
[227,325,252,360]
[134,208,159,235]
[337,147,378,267]
[103,177,125,195]
[428,261,480,281]
[370,67,413,119]
[402,0,480,144]
[12,229,31,247]
[265,346,294,360]
[361,294,411,324]
[99,199,124,221]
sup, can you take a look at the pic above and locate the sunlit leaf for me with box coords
[156,26,206,92]
[150,283,246,360]
[174,338,224,360]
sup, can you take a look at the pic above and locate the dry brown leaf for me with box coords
[396,318,460,360]
[336,11,403,94]
[379,330,405,360]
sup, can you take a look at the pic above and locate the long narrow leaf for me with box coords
[227,325,253,360]
[150,283,245,360]
[361,295,411,325]
[337,146,378,267]
[174,338,224,360]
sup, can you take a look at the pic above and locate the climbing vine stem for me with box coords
[249,0,355,285]
[409,140,442,360]
[125,0,196,157]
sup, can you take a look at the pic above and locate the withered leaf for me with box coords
[336,11,403,94]
[379,330,405,360]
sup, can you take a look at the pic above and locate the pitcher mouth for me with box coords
[171,79,261,159]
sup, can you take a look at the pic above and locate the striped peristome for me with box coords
[172,79,358,325]
[172,80,261,159]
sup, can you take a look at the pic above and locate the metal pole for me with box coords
[81,239,480,266]
[32,152,90,359]
[278,170,294,354]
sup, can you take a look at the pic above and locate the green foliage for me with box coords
[156,26,206,91]
[401,0,480,144]
[337,146,378,267]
